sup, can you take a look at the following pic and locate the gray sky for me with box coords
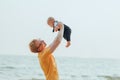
[0,0,120,58]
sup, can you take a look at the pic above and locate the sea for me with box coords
[0,55,120,80]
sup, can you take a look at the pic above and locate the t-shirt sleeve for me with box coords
[42,47,51,57]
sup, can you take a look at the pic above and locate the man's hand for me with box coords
[54,26,60,32]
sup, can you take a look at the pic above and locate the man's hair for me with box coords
[29,39,38,53]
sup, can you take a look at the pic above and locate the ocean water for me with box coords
[0,55,120,80]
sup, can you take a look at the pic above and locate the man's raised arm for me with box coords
[49,22,64,53]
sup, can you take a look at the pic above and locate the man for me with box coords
[29,22,64,80]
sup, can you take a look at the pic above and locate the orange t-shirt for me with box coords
[38,47,59,80]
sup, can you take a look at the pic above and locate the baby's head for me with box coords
[47,17,55,27]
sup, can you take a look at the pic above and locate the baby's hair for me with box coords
[47,17,55,22]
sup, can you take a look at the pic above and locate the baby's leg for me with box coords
[63,27,71,47]
[65,32,71,47]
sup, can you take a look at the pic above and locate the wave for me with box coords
[0,66,15,69]
[19,78,44,80]
[98,75,120,80]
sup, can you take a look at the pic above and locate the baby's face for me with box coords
[48,20,54,27]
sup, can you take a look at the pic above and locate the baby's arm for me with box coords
[54,22,61,32]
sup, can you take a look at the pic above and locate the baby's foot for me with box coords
[66,41,71,47]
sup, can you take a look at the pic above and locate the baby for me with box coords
[47,17,72,47]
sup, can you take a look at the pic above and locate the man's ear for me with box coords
[37,48,40,52]
[38,46,42,52]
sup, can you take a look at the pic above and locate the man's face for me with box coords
[35,39,46,51]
